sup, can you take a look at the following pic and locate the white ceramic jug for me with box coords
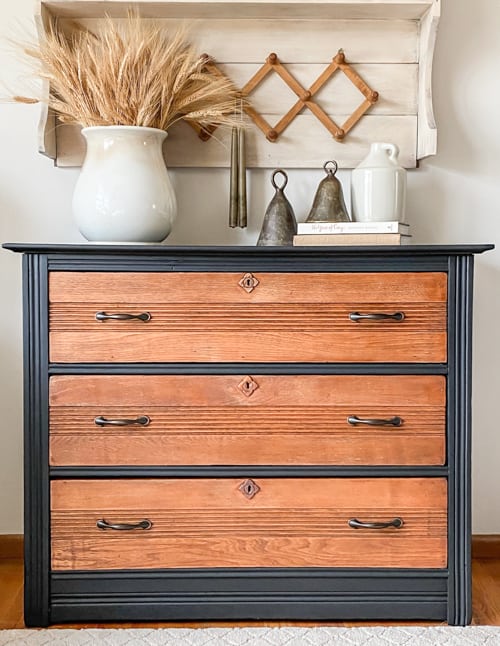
[73,126,177,243]
[351,142,407,222]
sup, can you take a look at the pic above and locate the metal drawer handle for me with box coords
[347,415,402,427]
[349,312,405,322]
[94,416,150,427]
[95,311,151,322]
[97,519,152,531]
[348,518,404,530]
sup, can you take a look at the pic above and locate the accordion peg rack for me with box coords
[192,50,379,144]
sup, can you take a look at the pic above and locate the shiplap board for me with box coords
[56,115,417,168]
[71,19,419,64]
[43,0,436,20]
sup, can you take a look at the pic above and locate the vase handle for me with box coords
[380,143,399,162]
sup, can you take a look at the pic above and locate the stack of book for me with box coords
[293,221,411,246]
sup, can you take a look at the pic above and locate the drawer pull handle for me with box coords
[95,311,151,322]
[94,416,151,427]
[348,518,404,530]
[97,519,153,531]
[349,312,405,323]
[347,415,402,427]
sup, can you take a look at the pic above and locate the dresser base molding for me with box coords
[50,569,448,623]
[471,535,500,559]
[50,600,448,624]
[0,534,23,560]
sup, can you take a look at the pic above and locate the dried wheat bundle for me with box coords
[15,13,240,131]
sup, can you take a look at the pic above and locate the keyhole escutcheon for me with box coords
[238,479,261,500]
[238,376,259,397]
[238,273,260,293]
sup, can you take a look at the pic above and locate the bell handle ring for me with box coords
[324,160,338,176]
[271,169,288,191]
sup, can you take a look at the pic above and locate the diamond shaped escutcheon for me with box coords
[238,376,259,397]
[238,479,261,500]
[238,272,259,293]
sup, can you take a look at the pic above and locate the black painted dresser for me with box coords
[4,243,493,626]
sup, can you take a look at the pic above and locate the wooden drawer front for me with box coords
[49,375,446,466]
[48,271,447,363]
[51,478,448,571]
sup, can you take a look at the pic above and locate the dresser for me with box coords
[4,243,493,627]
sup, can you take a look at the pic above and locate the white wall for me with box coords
[0,0,498,534]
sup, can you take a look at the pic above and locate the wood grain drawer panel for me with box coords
[49,375,446,407]
[49,330,447,363]
[49,421,445,466]
[49,272,448,304]
[51,478,448,570]
[48,271,447,363]
[49,375,445,466]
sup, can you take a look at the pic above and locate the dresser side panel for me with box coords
[447,254,474,625]
[22,253,50,627]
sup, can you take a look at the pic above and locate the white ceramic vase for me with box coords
[351,142,407,223]
[72,126,177,242]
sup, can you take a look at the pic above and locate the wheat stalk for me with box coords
[15,12,241,131]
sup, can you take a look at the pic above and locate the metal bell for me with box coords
[305,160,350,223]
[257,169,297,246]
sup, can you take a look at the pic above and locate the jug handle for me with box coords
[381,143,399,162]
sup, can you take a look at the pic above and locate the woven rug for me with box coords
[2,627,500,645]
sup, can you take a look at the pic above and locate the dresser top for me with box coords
[3,243,494,272]
[2,243,494,256]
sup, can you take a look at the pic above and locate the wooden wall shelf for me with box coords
[41,0,438,20]
[36,0,440,169]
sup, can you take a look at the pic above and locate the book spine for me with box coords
[296,221,409,235]
[293,233,411,246]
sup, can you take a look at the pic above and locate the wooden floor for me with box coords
[1,558,500,628]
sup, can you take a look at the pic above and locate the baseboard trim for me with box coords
[0,534,23,560]
[1,534,499,562]
[472,535,500,559]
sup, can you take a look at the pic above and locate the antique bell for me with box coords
[257,169,297,246]
[305,160,350,223]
